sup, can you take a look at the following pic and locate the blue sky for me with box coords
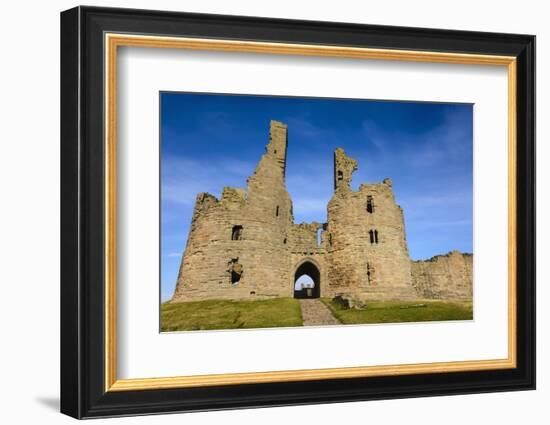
[160,92,473,301]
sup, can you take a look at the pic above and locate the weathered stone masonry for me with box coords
[411,251,473,300]
[172,120,473,303]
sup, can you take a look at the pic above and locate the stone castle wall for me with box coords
[325,149,417,300]
[172,121,294,301]
[411,251,473,300]
[287,222,328,296]
[171,120,472,303]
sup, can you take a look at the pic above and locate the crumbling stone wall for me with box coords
[171,120,472,303]
[172,121,294,301]
[411,251,473,300]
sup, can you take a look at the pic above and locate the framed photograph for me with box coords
[60,6,535,419]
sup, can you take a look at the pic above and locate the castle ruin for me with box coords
[171,120,472,303]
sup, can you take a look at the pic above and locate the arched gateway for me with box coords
[293,260,321,299]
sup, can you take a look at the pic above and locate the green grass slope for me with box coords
[161,298,303,332]
[321,298,473,325]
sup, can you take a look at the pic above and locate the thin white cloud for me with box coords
[404,111,472,169]
[412,219,472,229]
[285,117,326,139]
[362,120,388,152]
[359,108,472,173]
[402,191,472,208]
[292,197,328,217]
[161,156,255,205]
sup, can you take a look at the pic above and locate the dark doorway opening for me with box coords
[293,261,321,299]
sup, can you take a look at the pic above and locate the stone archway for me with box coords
[293,260,321,299]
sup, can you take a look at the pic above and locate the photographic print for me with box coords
[160,93,473,332]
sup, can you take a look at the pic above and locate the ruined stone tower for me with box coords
[171,120,472,303]
[325,148,417,300]
[172,121,294,301]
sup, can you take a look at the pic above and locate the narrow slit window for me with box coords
[366,196,374,213]
[367,262,372,285]
[369,229,379,244]
[337,170,343,181]
[275,205,279,216]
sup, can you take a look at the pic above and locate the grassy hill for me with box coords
[321,298,473,324]
[160,297,473,332]
[161,298,302,332]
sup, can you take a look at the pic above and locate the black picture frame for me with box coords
[60,5,535,419]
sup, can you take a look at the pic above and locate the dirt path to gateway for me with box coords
[299,299,340,326]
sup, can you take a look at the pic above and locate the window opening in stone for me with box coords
[375,230,379,244]
[231,225,243,241]
[367,196,375,213]
[231,270,241,284]
[337,170,343,181]
[317,228,323,247]
[276,205,279,216]
[228,258,243,285]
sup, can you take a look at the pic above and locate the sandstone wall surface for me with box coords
[288,222,328,295]
[325,149,417,300]
[411,251,473,300]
